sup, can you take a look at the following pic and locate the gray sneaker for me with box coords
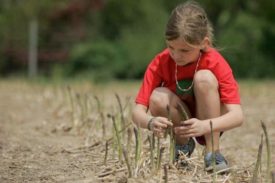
[175,138,196,161]
[204,152,229,172]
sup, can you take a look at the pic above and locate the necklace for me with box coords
[175,53,201,92]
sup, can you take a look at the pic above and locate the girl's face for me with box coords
[166,38,202,66]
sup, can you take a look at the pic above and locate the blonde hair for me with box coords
[165,1,213,46]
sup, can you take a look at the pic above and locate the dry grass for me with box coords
[0,79,274,183]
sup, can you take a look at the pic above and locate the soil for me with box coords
[0,80,274,183]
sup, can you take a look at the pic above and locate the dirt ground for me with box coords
[0,80,274,183]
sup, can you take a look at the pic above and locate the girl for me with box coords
[132,0,244,172]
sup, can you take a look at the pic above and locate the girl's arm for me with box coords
[204,104,244,133]
[132,104,151,129]
[132,104,173,134]
[174,104,244,137]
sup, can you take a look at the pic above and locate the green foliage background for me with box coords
[0,0,274,80]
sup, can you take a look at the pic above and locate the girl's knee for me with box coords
[149,87,170,110]
[194,70,218,92]
[149,87,183,115]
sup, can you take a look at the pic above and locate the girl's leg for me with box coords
[193,70,221,152]
[149,87,190,145]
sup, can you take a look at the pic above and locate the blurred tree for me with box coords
[0,0,274,79]
[20,0,69,77]
[97,0,169,78]
[0,0,65,76]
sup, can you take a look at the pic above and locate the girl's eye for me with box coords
[180,49,189,53]
[168,46,174,50]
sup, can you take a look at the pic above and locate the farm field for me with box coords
[0,79,274,183]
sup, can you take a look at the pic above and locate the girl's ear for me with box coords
[201,37,210,51]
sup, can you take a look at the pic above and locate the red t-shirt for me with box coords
[135,48,240,107]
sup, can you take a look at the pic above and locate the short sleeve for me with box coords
[219,70,240,104]
[215,61,241,104]
[201,49,241,104]
[135,56,162,107]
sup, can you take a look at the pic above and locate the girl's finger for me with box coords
[179,134,193,138]
[153,128,163,133]
[155,117,173,126]
[161,119,173,126]
[155,121,169,129]
[182,119,194,125]
[174,126,191,134]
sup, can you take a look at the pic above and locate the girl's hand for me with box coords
[174,118,209,138]
[150,117,173,138]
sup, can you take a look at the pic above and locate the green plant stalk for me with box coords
[80,95,86,124]
[164,127,168,139]
[115,93,126,136]
[148,134,155,170]
[83,94,88,120]
[138,126,141,159]
[106,122,132,144]
[156,138,161,170]
[157,147,165,170]
[112,127,116,159]
[106,113,116,159]
[252,134,263,183]
[66,86,75,126]
[127,128,132,153]
[104,141,108,165]
[116,117,123,144]
[210,121,216,183]
[177,102,190,120]
[166,105,175,164]
[111,115,122,161]
[133,127,141,168]
[152,133,155,150]
[94,95,102,130]
[122,147,132,178]
[164,163,168,183]
[86,94,91,116]
[94,95,106,137]
[76,93,84,125]
[164,106,169,139]
[100,111,106,137]
[169,127,175,164]
[261,121,271,182]
[122,96,131,112]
